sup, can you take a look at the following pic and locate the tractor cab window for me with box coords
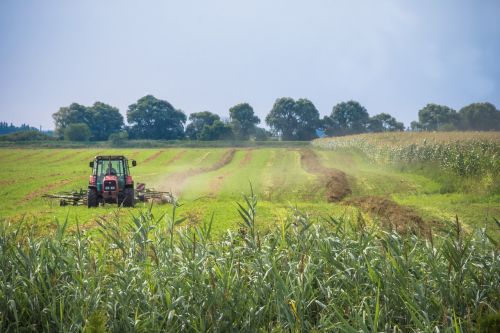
[96,159,125,182]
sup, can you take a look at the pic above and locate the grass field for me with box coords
[1,133,500,331]
[0,134,499,238]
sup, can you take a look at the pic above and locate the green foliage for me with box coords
[108,131,129,146]
[198,120,234,140]
[0,195,498,331]
[417,103,458,131]
[253,127,271,141]
[53,102,124,140]
[458,102,500,131]
[127,95,186,140]
[0,130,53,142]
[88,102,124,140]
[266,97,320,140]
[325,100,370,136]
[229,103,260,140]
[185,111,221,140]
[64,123,91,141]
[368,113,405,132]
[0,122,38,135]
[53,103,90,137]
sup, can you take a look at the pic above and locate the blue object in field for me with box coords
[315,129,326,138]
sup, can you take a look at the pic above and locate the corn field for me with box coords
[313,132,500,177]
[1,194,499,332]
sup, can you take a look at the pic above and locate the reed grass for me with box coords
[0,192,498,332]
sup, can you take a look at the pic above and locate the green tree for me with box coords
[325,100,370,136]
[64,123,91,141]
[53,103,89,138]
[417,103,458,131]
[52,102,123,140]
[108,131,129,146]
[127,95,186,140]
[88,102,124,140]
[253,127,271,141]
[265,97,319,140]
[185,111,220,140]
[368,113,405,132]
[199,120,234,140]
[229,103,260,140]
[410,121,423,131]
[458,102,500,131]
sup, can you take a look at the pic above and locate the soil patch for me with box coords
[299,149,351,202]
[143,150,165,164]
[345,196,428,235]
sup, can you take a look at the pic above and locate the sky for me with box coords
[0,0,499,130]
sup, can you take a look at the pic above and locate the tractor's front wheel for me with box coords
[87,188,98,208]
[123,188,135,207]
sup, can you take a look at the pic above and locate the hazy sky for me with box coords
[1,0,499,130]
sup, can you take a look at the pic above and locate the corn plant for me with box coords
[313,132,500,177]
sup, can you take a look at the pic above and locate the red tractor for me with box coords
[87,155,137,207]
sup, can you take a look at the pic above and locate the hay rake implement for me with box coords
[42,183,174,207]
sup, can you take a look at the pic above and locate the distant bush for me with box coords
[108,131,129,146]
[64,123,91,141]
[253,127,271,141]
[0,130,53,142]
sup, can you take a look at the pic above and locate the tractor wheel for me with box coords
[87,188,98,208]
[123,188,135,207]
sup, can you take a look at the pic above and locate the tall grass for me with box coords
[0,193,499,331]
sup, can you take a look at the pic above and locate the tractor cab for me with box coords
[88,155,137,207]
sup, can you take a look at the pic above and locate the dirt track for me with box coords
[345,196,428,235]
[165,150,187,166]
[299,149,351,202]
[161,149,236,195]
[143,150,165,163]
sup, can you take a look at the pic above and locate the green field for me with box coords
[1,142,498,238]
[1,134,500,331]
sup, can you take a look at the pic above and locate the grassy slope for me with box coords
[317,149,500,236]
[0,147,498,237]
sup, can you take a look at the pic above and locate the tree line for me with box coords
[0,122,38,135]
[49,96,500,142]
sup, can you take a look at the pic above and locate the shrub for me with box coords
[108,131,129,146]
[64,123,91,141]
[0,130,53,141]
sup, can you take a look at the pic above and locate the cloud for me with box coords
[0,0,499,128]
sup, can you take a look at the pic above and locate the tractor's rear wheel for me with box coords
[123,188,135,207]
[87,188,98,208]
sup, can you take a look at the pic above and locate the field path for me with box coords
[142,150,165,164]
[299,149,351,202]
[164,150,187,166]
[159,149,236,196]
